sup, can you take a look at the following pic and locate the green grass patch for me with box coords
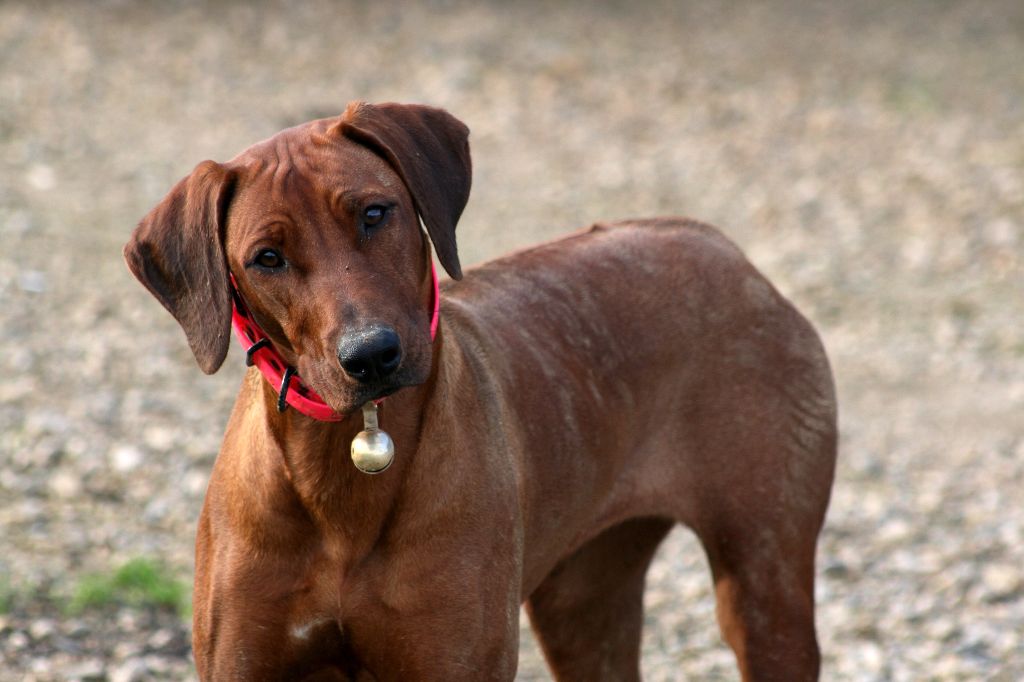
[67,557,189,617]
[0,575,14,614]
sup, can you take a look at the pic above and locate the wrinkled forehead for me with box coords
[228,119,404,203]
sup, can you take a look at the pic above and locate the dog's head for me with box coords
[124,102,471,414]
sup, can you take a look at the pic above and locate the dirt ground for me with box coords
[1,1,1022,680]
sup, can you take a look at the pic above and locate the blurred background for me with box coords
[1,1,1021,679]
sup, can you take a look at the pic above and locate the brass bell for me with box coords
[350,402,394,474]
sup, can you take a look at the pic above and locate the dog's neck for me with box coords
[245,317,448,552]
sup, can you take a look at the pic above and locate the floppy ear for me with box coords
[123,160,235,374]
[334,101,471,280]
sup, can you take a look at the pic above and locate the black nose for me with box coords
[337,326,403,383]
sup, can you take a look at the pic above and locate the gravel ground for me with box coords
[1,1,1022,680]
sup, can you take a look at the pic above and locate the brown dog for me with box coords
[124,102,837,681]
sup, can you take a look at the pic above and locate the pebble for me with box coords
[143,654,172,674]
[147,628,175,650]
[17,269,48,293]
[66,619,91,639]
[49,470,82,499]
[65,658,106,681]
[30,657,53,674]
[984,218,1017,247]
[7,630,29,650]
[112,641,142,661]
[116,610,138,631]
[28,618,55,641]
[110,658,149,682]
[110,445,144,473]
[26,164,56,191]
[143,498,169,522]
[981,564,1021,601]
[185,469,209,496]
[143,426,178,452]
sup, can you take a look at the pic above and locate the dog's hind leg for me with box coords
[690,389,836,681]
[525,516,674,682]
[695,511,822,682]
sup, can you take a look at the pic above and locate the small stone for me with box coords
[927,617,960,643]
[143,498,168,522]
[49,470,82,499]
[7,630,29,649]
[112,641,141,661]
[983,218,1017,247]
[143,654,171,674]
[116,609,137,631]
[822,559,850,579]
[26,164,56,191]
[931,652,963,677]
[110,658,149,682]
[850,640,885,674]
[17,269,48,293]
[981,563,1021,601]
[30,657,53,674]
[65,619,90,639]
[110,445,144,473]
[876,516,912,544]
[65,658,106,681]
[28,618,55,641]
[185,469,208,496]
[147,628,174,650]
[142,426,177,452]
[26,441,62,468]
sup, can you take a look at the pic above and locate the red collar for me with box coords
[229,264,441,421]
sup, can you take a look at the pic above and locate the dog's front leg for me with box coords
[347,606,521,682]
[193,466,524,680]
[339,528,525,681]
[193,505,352,681]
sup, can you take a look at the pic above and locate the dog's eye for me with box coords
[363,205,389,228]
[253,249,285,270]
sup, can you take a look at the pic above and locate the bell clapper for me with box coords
[350,402,395,474]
